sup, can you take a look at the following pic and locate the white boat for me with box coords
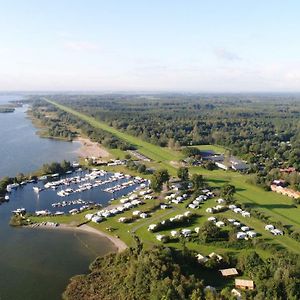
[35,210,50,216]
[12,208,26,214]
[33,186,43,193]
[10,183,19,189]
[54,211,64,215]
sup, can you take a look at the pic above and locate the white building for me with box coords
[216,221,225,228]
[118,217,127,223]
[265,224,275,231]
[140,213,148,219]
[181,228,192,237]
[85,213,94,221]
[237,232,247,239]
[171,230,178,237]
[241,226,250,232]
[271,229,283,235]
[242,211,251,217]
[91,216,102,223]
[148,224,157,231]
[196,253,208,263]
[247,231,257,238]
[156,234,166,242]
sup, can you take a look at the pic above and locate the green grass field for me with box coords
[190,167,300,232]
[193,144,228,153]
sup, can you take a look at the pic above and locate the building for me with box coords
[216,221,225,228]
[237,232,247,239]
[271,229,283,236]
[270,184,300,199]
[272,179,287,187]
[156,234,166,242]
[231,289,242,299]
[148,224,157,231]
[219,268,239,277]
[280,167,296,174]
[265,224,275,231]
[215,162,229,170]
[181,228,192,237]
[171,230,178,237]
[91,216,102,223]
[235,279,254,290]
[247,231,257,238]
[196,253,208,263]
[231,160,249,171]
[208,252,223,261]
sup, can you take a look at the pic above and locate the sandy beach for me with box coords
[76,137,110,158]
[28,223,127,253]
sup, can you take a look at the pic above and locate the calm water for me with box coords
[0,94,81,178]
[0,94,120,300]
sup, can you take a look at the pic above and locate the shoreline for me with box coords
[27,106,110,159]
[25,223,127,253]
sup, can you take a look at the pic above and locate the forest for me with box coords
[46,94,300,171]
[63,244,300,300]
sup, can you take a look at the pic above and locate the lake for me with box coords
[0,94,121,300]
[0,94,81,178]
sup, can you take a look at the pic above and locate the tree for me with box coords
[157,169,170,184]
[177,167,189,181]
[220,184,236,201]
[0,176,11,195]
[203,161,216,171]
[124,153,131,160]
[150,169,170,192]
[137,164,146,174]
[192,174,204,190]
[150,175,163,192]
[182,147,201,157]
[15,173,25,183]
[198,221,222,243]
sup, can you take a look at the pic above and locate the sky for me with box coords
[0,0,300,92]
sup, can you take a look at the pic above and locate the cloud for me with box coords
[213,47,242,61]
[63,41,101,51]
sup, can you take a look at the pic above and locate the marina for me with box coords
[7,169,149,217]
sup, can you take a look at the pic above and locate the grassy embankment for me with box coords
[39,98,300,255]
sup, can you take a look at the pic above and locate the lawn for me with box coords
[190,167,300,232]
[193,144,228,154]
[133,192,300,255]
